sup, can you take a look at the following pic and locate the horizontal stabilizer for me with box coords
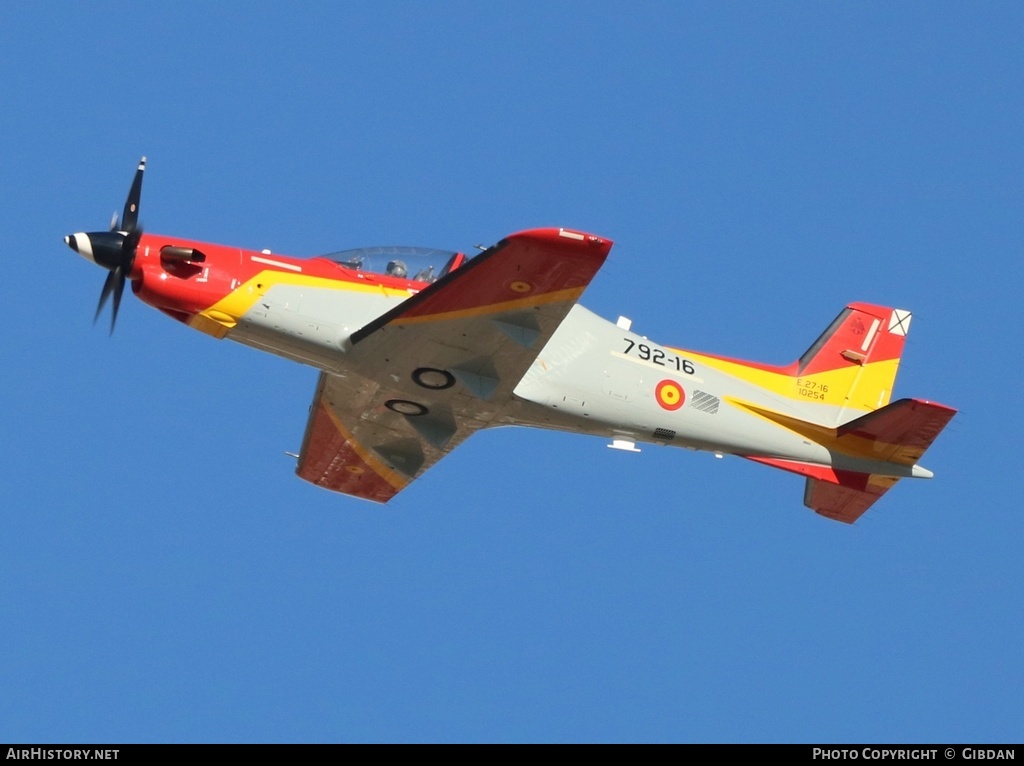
[837,398,957,465]
[804,476,897,524]
[743,397,956,523]
[745,455,898,523]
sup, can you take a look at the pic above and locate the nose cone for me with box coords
[65,232,96,264]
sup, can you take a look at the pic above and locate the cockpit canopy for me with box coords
[323,246,468,283]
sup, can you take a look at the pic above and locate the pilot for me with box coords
[386,260,407,278]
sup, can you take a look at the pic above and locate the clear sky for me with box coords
[2,1,1021,743]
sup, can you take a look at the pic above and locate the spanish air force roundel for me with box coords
[655,379,685,411]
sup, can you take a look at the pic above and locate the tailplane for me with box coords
[836,397,957,466]
[745,397,956,523]
[807,397,956,522]
[804,474,896,524]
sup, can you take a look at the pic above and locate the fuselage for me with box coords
[69,230,917,480]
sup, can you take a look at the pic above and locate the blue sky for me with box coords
[2,2,1021,743]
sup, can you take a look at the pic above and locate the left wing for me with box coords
[296,228,612,502]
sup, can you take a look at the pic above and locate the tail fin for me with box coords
[792,303,912,425]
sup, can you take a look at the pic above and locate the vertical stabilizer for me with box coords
[793,303,911,425]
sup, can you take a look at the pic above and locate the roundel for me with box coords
[412,367,455,390]
[385,399,429,416]
[655,379,686,411]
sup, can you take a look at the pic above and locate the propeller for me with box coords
[65,157,146,333]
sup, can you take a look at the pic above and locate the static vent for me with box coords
[690,390,720,414]
[653,428,676,440]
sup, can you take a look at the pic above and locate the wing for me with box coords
[295,228,613,502]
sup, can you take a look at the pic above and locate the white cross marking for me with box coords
[888,309,912,336]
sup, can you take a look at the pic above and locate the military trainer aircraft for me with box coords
[65,158,955,523]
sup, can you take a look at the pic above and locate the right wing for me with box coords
[295,228,613,502]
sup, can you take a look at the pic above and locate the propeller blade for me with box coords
[94,268,127,334]
[110,268,125,334]
[124,225,143,255]
[94,269,119,325]
[109,211,119,232]
[121,156,146,232]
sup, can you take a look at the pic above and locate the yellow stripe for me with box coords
[322,405,411,492]
[189,312,232,339]
[680,351,900,411]
[728,398,922,465]
[188,270,411,334]
[728,397,836,441]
